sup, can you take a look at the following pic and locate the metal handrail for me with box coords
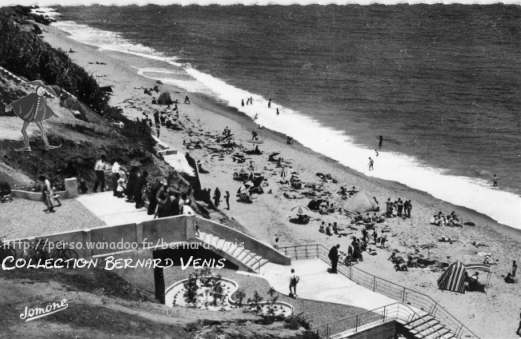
[278,243,480,339]
[313,302,419,338]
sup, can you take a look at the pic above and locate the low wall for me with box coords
[194,216,291,266]
[11,177,79,201]
[347,321,398,339]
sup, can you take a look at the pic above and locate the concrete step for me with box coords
[245,254,262,267]
[237,249,252,262]
[419,323,444,338]
[424,327,452,339]
[405,315,435,331]
[411,319,439,334]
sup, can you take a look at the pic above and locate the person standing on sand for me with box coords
[213,188,221,208]
[328,244,340,273]
[184,95,190,104]
[281,165,286,179]
[289,268,299,298]
[378,135,383,148]
[224,191,230,210]
[276,108,280,115]
[268,98,272,108]
[512,260,518,277]
[93,155,108,192]
[241,99,244,107]
[493,174,498,187]
[368,157,374,171]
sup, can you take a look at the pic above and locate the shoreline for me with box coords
[42,22,521,339]
[50,18,521,230]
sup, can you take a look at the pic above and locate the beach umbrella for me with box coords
[437,261,467,293]
[291,205,310,215]
[342,191,378,213]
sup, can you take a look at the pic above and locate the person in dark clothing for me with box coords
[224,191,230,210]
[213,188,221,208]
[147,178,163,215]
[184,95,190,104]
[125,168,138,202]
[155,188,169,218]
[512,260,518,277]
[328,244,340,273]
[134,171,148,209]
[167,192,181,216]
[378,135,383,148]
[396,198,404,217]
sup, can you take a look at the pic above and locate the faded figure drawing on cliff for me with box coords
[5,80,61,152]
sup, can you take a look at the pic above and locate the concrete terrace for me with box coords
[259,259,395,310]
[76,191,153,225]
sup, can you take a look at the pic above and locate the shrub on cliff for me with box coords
[0,8,110,113]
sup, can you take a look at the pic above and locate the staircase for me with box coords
[404,315,457,339]
[196,231,269,272]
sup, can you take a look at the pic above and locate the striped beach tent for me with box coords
[437,261,467,293]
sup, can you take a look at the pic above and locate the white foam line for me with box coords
[52,17,521,229]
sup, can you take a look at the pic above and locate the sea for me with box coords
[43,4,521,229]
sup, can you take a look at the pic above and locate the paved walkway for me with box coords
[259,259,395,310]
[76,192,154,225]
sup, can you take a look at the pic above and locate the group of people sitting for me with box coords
[338,185,359,198]
[430,211,462,227]
[385,197,413,218]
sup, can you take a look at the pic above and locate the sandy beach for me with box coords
[40,22,521,339]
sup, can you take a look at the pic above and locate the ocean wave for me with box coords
[52,18,521,229]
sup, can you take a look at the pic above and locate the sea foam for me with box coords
[52,19,521,229]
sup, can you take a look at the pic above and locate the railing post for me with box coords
[315,244,318,258]
[372,276,376,291]
[305,245,308,259]
[402,288,406,303]
[355,315,359,332]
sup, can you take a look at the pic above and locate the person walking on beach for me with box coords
[493,174,498,187]
[93,155,108,192]
[512,260,518,277]
[224,191,230,210]
[276,108,280,115]
[378,135,384,148]
[213,187,221,208]
[368,157,374,171]
[241,99,245,107]
[328,244,340,273]
[268,98,272,108]
[289,268,299,298]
